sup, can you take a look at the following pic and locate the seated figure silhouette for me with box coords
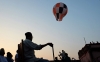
[0,48,8,62]
[23,32,53,62]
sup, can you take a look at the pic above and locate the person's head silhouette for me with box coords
[7,52,13,58]
[25,32,33,41]
[16,50,18,53]
[62,50,65,53]
[55,57,58,60]
[0,48,5,56]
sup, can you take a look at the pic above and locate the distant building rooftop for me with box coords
[78,41,100,59]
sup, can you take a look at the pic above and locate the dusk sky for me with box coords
[0,0,100,60]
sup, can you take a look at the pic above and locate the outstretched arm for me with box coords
[40,43,48,49]
[26,40,53,50]
[40,43,53,49]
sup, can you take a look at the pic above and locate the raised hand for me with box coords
[47,43,53,47]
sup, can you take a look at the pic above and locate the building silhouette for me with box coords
[78,41,100,62]
[50,41,100,62]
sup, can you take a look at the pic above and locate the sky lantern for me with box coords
[53,2,68,21]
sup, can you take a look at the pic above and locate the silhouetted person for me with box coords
[15,50,18,62]
[59,50,71,62]
[59,50,66,60]
[0,48,5,56]
[23,32,53,62]
[6,52,14,62]
[59,51,63,61]
[0,48,8,62]
[58,54,62,60]
[55,57,60,62]
[64,53,71,62]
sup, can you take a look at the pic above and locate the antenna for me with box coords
[84,37,86,45]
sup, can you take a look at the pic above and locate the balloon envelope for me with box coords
[53,2,68,21]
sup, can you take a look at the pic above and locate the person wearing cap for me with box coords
[23,32,53,62]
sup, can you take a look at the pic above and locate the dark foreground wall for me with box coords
[49,60,80,62]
